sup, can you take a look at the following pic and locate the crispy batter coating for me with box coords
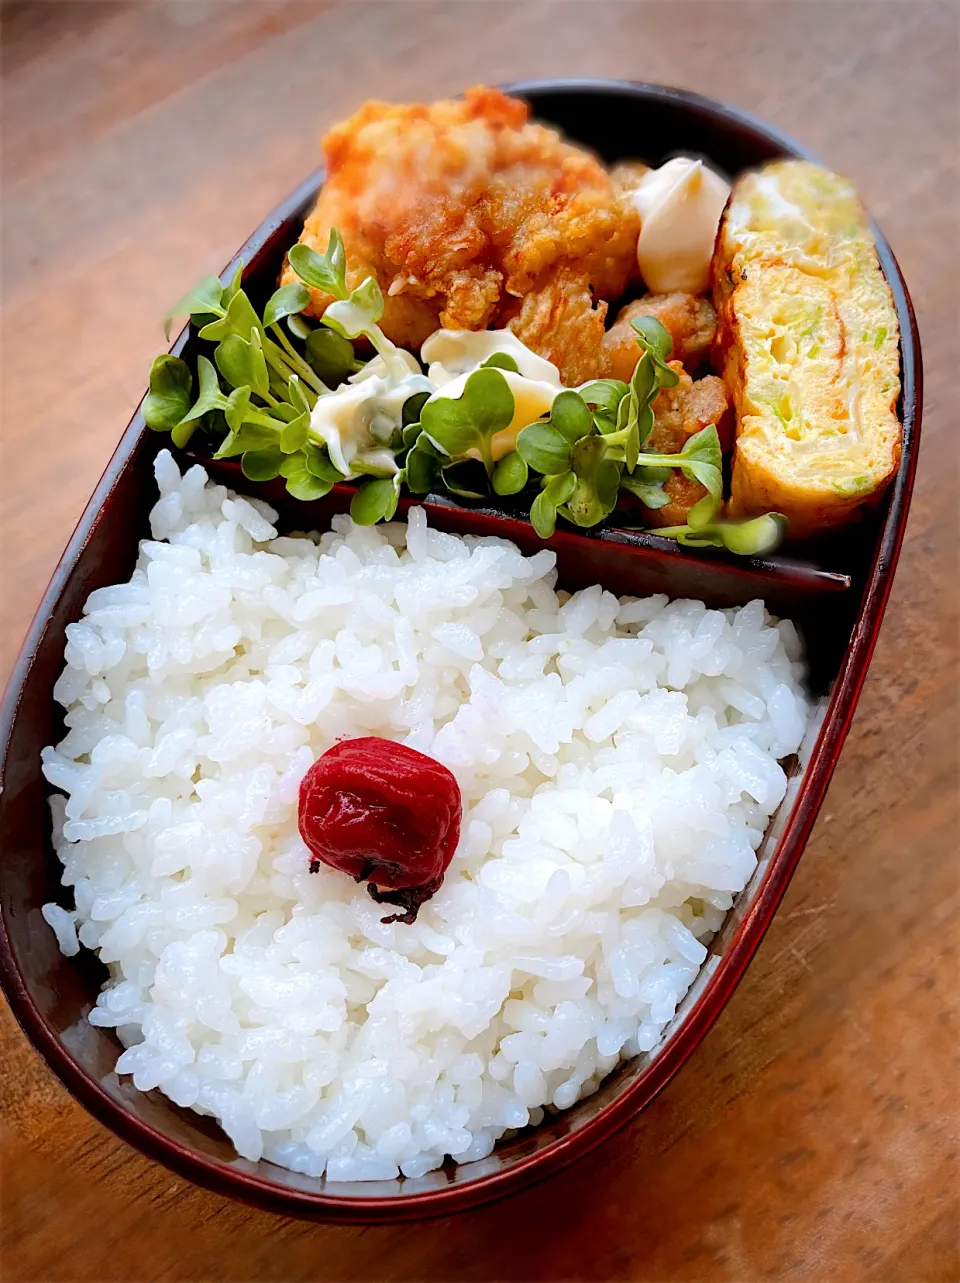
[641,363,733,527]
[647,473,709,529]
[281,87,640,381]
[502,267,608,388]
[601,293,718,381]
[610,160,651,194]
[649,365,733,454]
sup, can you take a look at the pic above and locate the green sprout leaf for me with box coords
[676,424,723,499]
[516,421,572,475]
[326,227,347,290]
[578,379,628,413]
[530,491,557,538]
[321,282,395,363]
[286,470,334,502]
[624,425,640,474]
[177,355,229,427]
[402,391,430,429]
[142,355,193,431]
[420,367,515,468]
[686,490,721,530]
[603,355,655,468]
[290,230,399,375]
[212,432,242,458]
[221,261,244,309]
[323,300,376,342]
[347,276,384,326]
[170,419,199,449]
[631,424,723,506]
[280,445,340,499]
[402,420,424,450]
[183,281,326,404]
[263,282,311,329]
[563,434,622,528]
[214,418,276,458]
[619,474,671,508]
[215,332,269,398]
[492,451,529,496]
[241,446,283,482]
[549,390,594,445]
[223,385,252,434]
[678,423,723,468]
[163,275,225,340]
[286,374,314,417]
[529,471,577,539]
[615,377,641,472]
[301,444,343,483]
[288,229,348,298]
[279,452,306,478]
[587,340,678,478]
[629,353,656,408]
[198,288,263,343]
[350,475,401,525]
[716,513,785,554]
[481,352,520,373]
[405,438,442,494]
[279,413,310,454]
[613,386,633,436]
[635,403,655,450]
[543,470,578,506]
[631,315,680,388]
[630,315,671,365]
[305,327,356,385]
[655,513,786,556]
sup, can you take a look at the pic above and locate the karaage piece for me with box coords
[640,363,733,527]
[601,293,718,381]
[502,267,608,388]
[649,364,733,454]
[281,87,640,380]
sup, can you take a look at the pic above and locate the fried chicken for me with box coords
[649,364,733,455]
[601,293,718,381]
[499,267,608,387]
[610,160,651,194]
[638,363,733,527]
[281,87,640,382]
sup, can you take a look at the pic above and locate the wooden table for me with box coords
[2,3,956,1279]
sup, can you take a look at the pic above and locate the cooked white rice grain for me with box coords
[42,450,809,1180]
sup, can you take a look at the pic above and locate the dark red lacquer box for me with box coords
[0,81,921,1221]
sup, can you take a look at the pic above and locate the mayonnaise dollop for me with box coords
[629,158,731,295]
[421,328,562,388]
[309,328,563,477]
[420,329,561,461]
[308,348,431,478]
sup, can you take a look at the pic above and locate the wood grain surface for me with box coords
[1,2,957,1280]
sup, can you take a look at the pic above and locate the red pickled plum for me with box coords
[298,737,462,924]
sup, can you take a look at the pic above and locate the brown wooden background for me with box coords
[1,3,957,1280]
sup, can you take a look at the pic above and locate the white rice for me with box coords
[41,450,808,1181]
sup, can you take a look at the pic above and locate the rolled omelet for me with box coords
[712,160,901,536]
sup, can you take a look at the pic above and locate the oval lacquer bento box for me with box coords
[0,81,921,1222]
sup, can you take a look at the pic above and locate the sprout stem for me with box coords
[270,324,325,393]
